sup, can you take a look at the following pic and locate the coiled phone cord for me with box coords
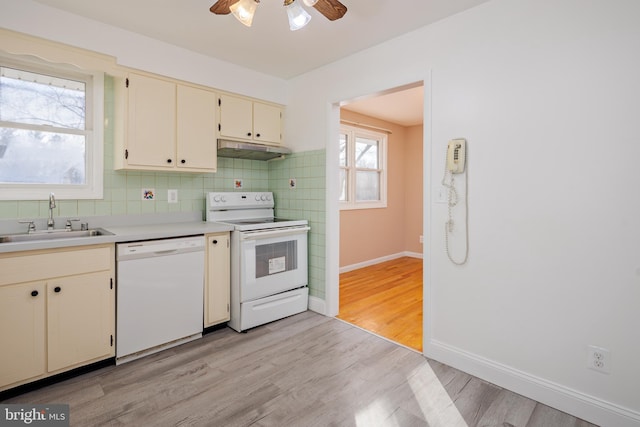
[442,153,469,265]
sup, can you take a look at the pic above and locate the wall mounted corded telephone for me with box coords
[446,139,466,174]
[442,138,469,265]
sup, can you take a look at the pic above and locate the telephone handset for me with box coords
[442,138,468,265]
[446,139,466,174]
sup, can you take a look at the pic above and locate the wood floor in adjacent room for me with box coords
[2,311,596,427]
[338,256,423,352]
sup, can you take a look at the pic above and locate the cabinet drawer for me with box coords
[0,245,113,287]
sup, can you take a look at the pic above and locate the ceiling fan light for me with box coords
[302,0,318,6]
[286,1,312,31]
[230,0,258,27]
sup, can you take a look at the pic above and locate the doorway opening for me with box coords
[334,83,425,352]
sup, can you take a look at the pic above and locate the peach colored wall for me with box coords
[404,124,424,254]
[339,110,423,268]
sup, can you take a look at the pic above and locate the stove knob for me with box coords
[266,194,272,201]
[220,195,226,202]
[213,195,221,202]
[255,194,261,201]
[260,195,267,201]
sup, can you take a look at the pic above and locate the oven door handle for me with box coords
[240,226,310,241]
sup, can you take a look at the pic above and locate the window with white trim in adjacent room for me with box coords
[339,124,387,210]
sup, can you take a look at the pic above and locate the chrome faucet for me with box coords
[47,192,56,230]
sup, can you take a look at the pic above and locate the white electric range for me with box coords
[206,192,310,332]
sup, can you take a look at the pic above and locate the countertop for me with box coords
[0,221,233,254]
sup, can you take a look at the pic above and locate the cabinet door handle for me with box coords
[256,133,261,138]
[31,290,38,297]
[247,132,252,137]
[181,159,186,164]
[54,286,61,293]
[167,159,173,164]
[212,239,218,244]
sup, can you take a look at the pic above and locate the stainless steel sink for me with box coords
[0,228,113,243]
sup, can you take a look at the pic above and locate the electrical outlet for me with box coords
[168,189,178,204]
[587,345,610,374]
[419,235,423,244]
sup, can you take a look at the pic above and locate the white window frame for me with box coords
[0,54,104,200]
[339,124,387,210]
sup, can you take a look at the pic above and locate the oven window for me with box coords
[255,241,298,278]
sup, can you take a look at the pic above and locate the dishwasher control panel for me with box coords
[117,236,205,259]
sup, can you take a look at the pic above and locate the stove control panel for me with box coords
[207,192,274,210]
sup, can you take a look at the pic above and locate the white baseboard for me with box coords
[308,296,326,315]
[404,251,423,259]
[426,339,640,427]
[340,251,423,273]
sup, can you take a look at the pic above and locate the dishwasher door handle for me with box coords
[153,249,179,256]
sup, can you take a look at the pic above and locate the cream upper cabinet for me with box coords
[125,73,176,169]
[205,233,230,327]
[0,244,115,392]
[218,94,282,145]
[218,94,252,140]
[116,72,217,173]
[252,101,282,144]
[177,85,217,170]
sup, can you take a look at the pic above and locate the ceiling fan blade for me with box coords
[313,0,347,21]
[209,0,239,15]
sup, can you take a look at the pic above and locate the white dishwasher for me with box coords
[116,236,204,364]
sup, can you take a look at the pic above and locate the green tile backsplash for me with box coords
[0,75,327,300]
[270,150,326,300]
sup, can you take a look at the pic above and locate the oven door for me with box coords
[239,226,309,302]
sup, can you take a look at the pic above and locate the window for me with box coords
[339,124,387,209]
[0,56,103,200]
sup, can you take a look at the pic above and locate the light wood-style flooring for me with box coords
[338,257,423,351]
[2,311,596,426]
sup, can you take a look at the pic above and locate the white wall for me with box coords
[288,0,640,426]
[0,0,288,104]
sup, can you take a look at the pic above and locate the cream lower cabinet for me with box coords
[47,271,113,372]
[0,281,46,389]
[205,233,230,327]
[0,244,115,392]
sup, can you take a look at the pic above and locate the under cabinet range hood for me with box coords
[217,139,291,161]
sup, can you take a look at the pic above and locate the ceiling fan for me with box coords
[210,0,347,31]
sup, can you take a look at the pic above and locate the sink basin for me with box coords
[0,228,113,243]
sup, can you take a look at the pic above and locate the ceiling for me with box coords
[342,85,424,127]
[33,0,489,125]
[33,0,489,80]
